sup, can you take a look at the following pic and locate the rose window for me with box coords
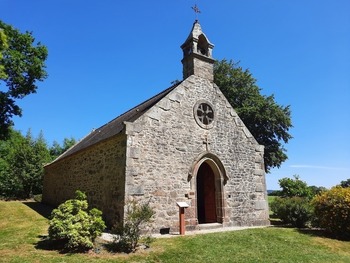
[196,103,214,125]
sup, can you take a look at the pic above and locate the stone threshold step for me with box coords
[198,223,223,230]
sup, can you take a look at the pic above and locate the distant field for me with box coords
[1,200,350,263]
[267,190,278,195]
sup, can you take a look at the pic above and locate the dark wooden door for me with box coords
[197,162,217,223]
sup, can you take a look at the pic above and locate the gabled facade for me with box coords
[43,21,269,232]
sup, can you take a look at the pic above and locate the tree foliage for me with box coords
[214,59,292,172]
[340,178,350,188]
[0,128,51,198]
[0,27,8,79]
[48,190,106,251]
[278,175,313,199]
[50,137,76,159]
[0,20,48,139]
[0,128,76,199]
[308,185,327,196]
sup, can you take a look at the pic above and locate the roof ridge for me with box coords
[99,81,182,130]
[46,81,182,165]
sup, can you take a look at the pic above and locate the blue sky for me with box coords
[2,0,349,190]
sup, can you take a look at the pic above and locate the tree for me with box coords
[0,128,24,198]
[308,185,327,196]
[278,175,312,199]
[0,27,8,79]
[50,137,76,159]
[0,20,48,139]
[214,59,292,172]
[0,128,51,198]
[0,129,77,199]
[340,178,350,188]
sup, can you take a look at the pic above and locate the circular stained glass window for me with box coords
[196,103,214,125]
[194,101,215,129]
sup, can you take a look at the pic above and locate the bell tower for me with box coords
[181,20,215,82]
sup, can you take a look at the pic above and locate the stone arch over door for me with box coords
[189,152,227,224]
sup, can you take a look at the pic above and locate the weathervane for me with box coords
[191,4,201,21]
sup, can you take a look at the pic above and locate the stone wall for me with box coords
[42,74,269,232]
[182,54,214,82]
[42,133,127,226]
[124,74,269,233]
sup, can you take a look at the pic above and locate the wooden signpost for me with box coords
[176,202,189,235]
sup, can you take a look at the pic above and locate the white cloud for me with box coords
[289,165,350,171]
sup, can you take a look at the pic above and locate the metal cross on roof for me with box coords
[191,4,201,20]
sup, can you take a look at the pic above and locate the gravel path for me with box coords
[101,225,269,241]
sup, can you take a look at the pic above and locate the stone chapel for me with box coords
[43,20,270,233]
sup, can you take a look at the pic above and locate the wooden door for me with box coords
[197,162,217,223]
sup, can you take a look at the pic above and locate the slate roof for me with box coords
[49,82,181,164]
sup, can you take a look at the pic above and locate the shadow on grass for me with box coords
[269,218,288,227]
[269,216,350,241]
[35,235,90,254]
[102,241,150,254]
[103,242,123,253]
[35,235,65,252]
[22,201,54,219]
[297,228,350,241]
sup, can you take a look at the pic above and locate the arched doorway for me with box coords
[197,162,217,223]
[189,152,227,225]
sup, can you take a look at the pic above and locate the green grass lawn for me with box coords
[1,200,350,263]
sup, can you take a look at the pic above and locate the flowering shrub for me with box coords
[48,190,106,251]
[312,187,350,238]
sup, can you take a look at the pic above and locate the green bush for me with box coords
[312,187,350,238]
[278,175,313,199]
[111,199,155,253]
[48,190,106,251]
[270,196,313,228]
